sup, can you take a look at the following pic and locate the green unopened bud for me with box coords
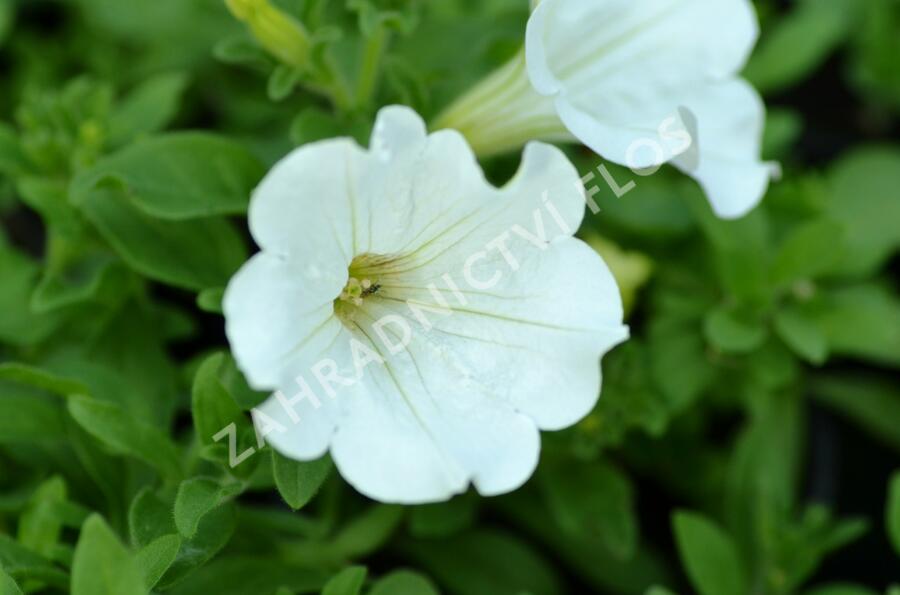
[225,0,311,68]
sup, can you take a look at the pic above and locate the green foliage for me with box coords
[672,512,747,595]
[0,0,897,593]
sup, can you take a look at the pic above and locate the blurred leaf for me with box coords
[409,493,477,539]
[774,307,828,365]
[268,65,304,101]
[272,451,333,510]
[812,372,900,453]
[400,528,562,595]
[322,566,367,595]
[0,534,67,588]
[810,283,900,367]
[888,472,900,557]
[0,568,23,595]
[540,459,637,560]
[0,390,67,444]
[71,515,146,595]
[17,477,68,558]
[197,287,225,313]
[762,109,803,160]
[108,73,190,146]
[745,0,856,93]
[72,132,263,219]
[825,148,900,277]
[704,306,767,354]
[672,512,746,595]
[0,246,63,346]
[368,570,439,595]
[771,219,844,286]
[166,556,328,595]
[72,186,247,290]
[67,394,183,480]
[804,586,879,595]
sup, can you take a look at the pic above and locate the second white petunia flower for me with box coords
[436,0,780,219]
[224,106,627,503]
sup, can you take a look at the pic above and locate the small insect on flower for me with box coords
[224,106,627,504]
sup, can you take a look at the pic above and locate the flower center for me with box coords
[334,253,393,323]
[338,276,380,307]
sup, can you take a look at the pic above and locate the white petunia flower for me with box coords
[223,106,627,504]
[435,0,780,219]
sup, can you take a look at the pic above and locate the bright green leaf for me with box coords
[108,73,189,146]
[134,534,181,589]
[72,132,264,220]
[321,566,367,595]
[672,511,746,595]
[71,515,146,595]
[173,477,241,538]
[272,451,332,510]
[368,570,439,595]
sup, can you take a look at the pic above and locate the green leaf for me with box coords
[0,568,23,595]
[71,515,147,595]
[810,283,900,367]
[745,0,856,93]
[72,185,246,290]
[368,570,439,595]
[17,477,68,558]
[290,107,346,146]
[888,472,900,557]
[108,73,189,146]
[134,534,182,589]
[0,362,89,397]
[128,487,237,588]
[192,353,246,446]
[409,494,477,538]
[72,132,264,219]
[804,585,878,595]
[672,511,746,595]
[774,307,828,364]
[645,588,677,595]
[771,219,845,286]
[272,451,333,510]
[173,477,240,539]
[704,306,767,354]
[0,0,12,47]
[330,505,404,560]
[0,390,66,444]
[67,394,183,480]
[321,566,367,595]
[166,556,328,595]
[268,65,303,101]
[197,287,225,313]
[812,373,900,453]
[0,535,67,588]
[825,147,900,277]
[400,528,562,595]
[540,459,637,559]
[0,246,63,346]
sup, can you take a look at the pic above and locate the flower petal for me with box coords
[671,79,780,219]
[527,0,758,97]
[248,138,365,266]
[223,252,346,389]
[526,0,772,213]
